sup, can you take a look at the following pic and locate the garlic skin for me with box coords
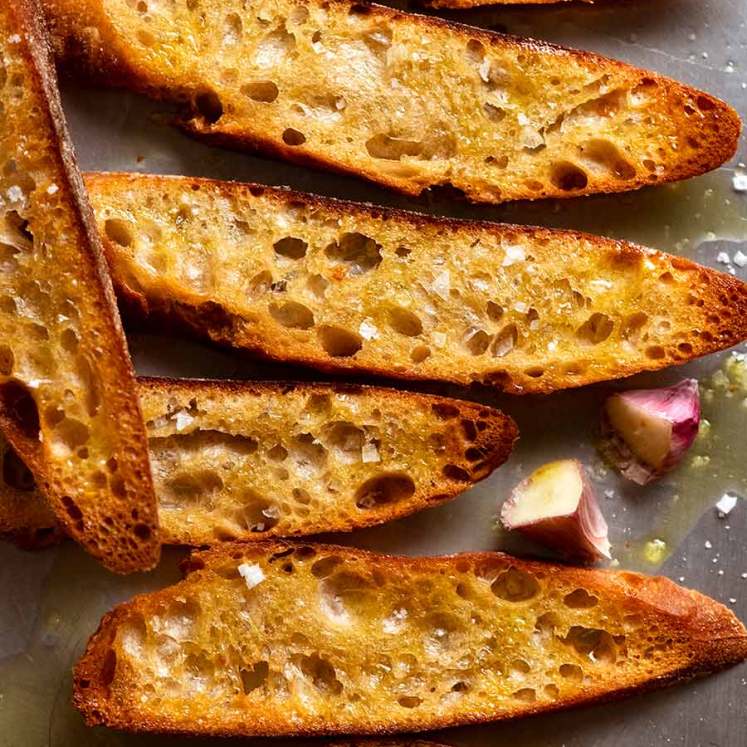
[600,379,700,485]
[501,459,611,563]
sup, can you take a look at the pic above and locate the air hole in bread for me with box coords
[163,469,224,507]
[5,210,33,246]
[491,568,540,602]
[0,344,14,376]
[563,589,599,609]
[289,6,309,24]
[303,393,331,416]
[696,95,715,112]
[256,26,296,67]
[398,695,422,708]
[194,90,224,124]
[355,472,415,508]
[387,306,422,337]
[461,419,478,442]
[223,12,242,45]
[240,661,269,694]
[512,687,536,702]
[103,218,133,249]
[273,236,307,259]
[311,555,343,578]
[319,570,372,624]
[306,273,329,299]
[321,421,364,463]
[365,133,422,160]
[62,495,83,522]
[248,270,274,297]
[296,653,343,694]
[559,663,583,680]
[0,380,39,439]
[267,443,288,462]
[289,433,327,474]
[576,312,613,344]
[60,328,79,353]
[486,301,504,322]
[137,28,156,47]
[52,417,91,454]
[269,300,315,329]
[510,658,530,675]
[550,162,588,191]
[491,323,517,357]
[1,443,34,490]
[318,325,362,357]
[242,80,279,103]
[646,345,666,359]
[564,626,619,664]
[282,128,306,146]
[411,345,431,363]
[581,139,636,180]
[325,232,382,273]
[44,404,65,427]
[443,464,471,482]
[621,311,648,340]
[432,403,459,420]
[235,493,279,533]
[463,327,491,355]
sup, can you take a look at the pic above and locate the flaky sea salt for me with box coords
[359,319,379,340]
[174,411,194,432]
[502,244,526,267]
[715,492,739,517]
[238,563,265,590]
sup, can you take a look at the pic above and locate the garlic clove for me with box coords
[501,459,611,563]
[600,379,700,485]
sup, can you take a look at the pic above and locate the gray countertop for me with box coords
[1,0,746,745]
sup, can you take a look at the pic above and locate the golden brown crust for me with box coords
[425,0,585,7]
[73,540,747,737]
[44,0,740,204]
[86,172,747,394]
[0,1,159,572]
[0,377,517,543]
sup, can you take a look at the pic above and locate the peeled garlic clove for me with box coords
[600,379,700,485]
[501,459,611,563]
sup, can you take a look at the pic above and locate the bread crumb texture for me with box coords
[73,542,747,736]
[0,378,516,543]
[45,0,739,202]
[0,2,158,571]
[87,174,747,393]
[143,378,515,543]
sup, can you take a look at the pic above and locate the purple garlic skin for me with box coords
[600,379,701,485]
[501,459,611,563]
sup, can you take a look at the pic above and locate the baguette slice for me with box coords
[1,377,517,545]
[427,0,576,6]
[88,172,747,394]
[73,540,747,736]
[0,1,159,572]
[43,0,739,204]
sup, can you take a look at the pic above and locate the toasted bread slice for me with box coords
[0,1,159,572]
[0,377,517,544]
[86,172,747,394]
[428,0,572,7]
[73,540,747,736]
[43,0,739,204]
